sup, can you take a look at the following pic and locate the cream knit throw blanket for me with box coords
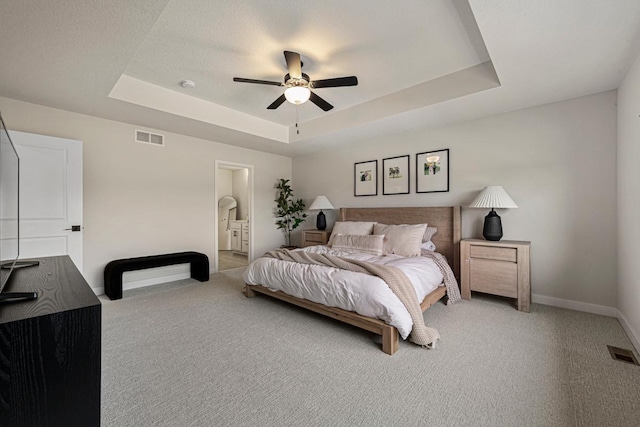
[264,249,440,348]
[420,249,461,306]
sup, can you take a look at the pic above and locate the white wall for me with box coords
[617,49,640,350]
[293,91,618,308]
[0,96,291,291]
[217,169,233,201]
[232,168,249,220]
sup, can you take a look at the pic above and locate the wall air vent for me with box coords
[607,345,639,366]
[135,130,164,146]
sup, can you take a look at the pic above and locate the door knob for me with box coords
[63,225,82,232]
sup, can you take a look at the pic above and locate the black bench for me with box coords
[104,251,209,300]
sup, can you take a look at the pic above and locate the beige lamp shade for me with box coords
[309,196,335,210]
[469,186,518,209]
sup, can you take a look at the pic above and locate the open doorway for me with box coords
[215,161,253,272]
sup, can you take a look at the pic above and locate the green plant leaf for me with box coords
[274,178,307,246]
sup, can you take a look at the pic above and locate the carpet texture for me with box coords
[101,269,640,426]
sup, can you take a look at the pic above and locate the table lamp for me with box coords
[469,186,518,241]
[309,196,335,230]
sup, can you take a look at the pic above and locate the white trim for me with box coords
[122,272,190,291]
[531,293,618,317]
[90,271,191,297]
[616,310,640,354]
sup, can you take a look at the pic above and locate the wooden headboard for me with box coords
[339,206,461,278]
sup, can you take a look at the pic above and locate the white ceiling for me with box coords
[1,0,639,156]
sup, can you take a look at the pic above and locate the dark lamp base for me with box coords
[316,211,327,230]
[483,209,503,241]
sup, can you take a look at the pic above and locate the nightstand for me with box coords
[301,230,330,247]
[461,239,531,312]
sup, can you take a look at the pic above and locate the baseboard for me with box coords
[90,270,191,297]
[616,310,640,354]
[531,293,618,317]
[122,272,191,291]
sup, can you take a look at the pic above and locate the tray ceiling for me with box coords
[1,0,639,155]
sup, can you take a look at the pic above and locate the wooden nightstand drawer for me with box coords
[305,233,325,243]
[461,239,531,312]
[470,245,516,262]
[302,230,330,247]
[470,259,518,298]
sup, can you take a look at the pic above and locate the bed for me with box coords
[243,206,461,355]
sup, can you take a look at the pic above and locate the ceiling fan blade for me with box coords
[309,91,333,111]
[283,51,302,79]
[233,77,283,86]
[267,94,287,110]
[310,76,358,89]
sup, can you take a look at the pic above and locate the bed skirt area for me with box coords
[244,283,447,355]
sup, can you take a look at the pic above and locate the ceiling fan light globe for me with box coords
[285,87,311,104]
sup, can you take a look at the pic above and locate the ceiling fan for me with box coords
[233,51,358,112]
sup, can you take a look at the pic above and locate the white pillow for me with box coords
[328,221,376,246]
[421,240,436,251]
[331,234,384,256]
[373,223,428,257]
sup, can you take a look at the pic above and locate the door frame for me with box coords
[214,160,254,273]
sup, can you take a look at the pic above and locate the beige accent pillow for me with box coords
[331,234,384,256]
[373,223,428,257]
[328,221,376,246]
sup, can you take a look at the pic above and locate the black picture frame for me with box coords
[416,148,449,193]
[382,155,410,195]
[354,160,378,196]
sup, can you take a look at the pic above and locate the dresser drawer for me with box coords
[469,259,518,298]
[470,245,517,262]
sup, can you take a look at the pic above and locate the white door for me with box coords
[9,131,83,271]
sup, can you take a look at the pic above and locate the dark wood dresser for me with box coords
[0,256,101,426]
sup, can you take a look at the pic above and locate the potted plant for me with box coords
[275,178,307,248]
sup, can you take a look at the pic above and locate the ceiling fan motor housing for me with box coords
[284,73,310,87]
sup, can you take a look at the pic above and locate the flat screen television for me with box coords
[0,112,37,302]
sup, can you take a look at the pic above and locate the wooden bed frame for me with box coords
[245,206,461,355]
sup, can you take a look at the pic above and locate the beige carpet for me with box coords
[101,269,640,426]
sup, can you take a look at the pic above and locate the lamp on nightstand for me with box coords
[469,186,518,241]
[309,196,335,231]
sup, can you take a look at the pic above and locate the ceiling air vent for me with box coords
[135,130,164,147]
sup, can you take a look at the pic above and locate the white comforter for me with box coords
[242,245,444,339]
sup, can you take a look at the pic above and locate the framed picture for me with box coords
[354,160,377,196]
[416,148,449,193]
[382,155,410,195]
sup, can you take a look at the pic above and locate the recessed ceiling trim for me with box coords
[109,75,290,143]
[289,61,501,142]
